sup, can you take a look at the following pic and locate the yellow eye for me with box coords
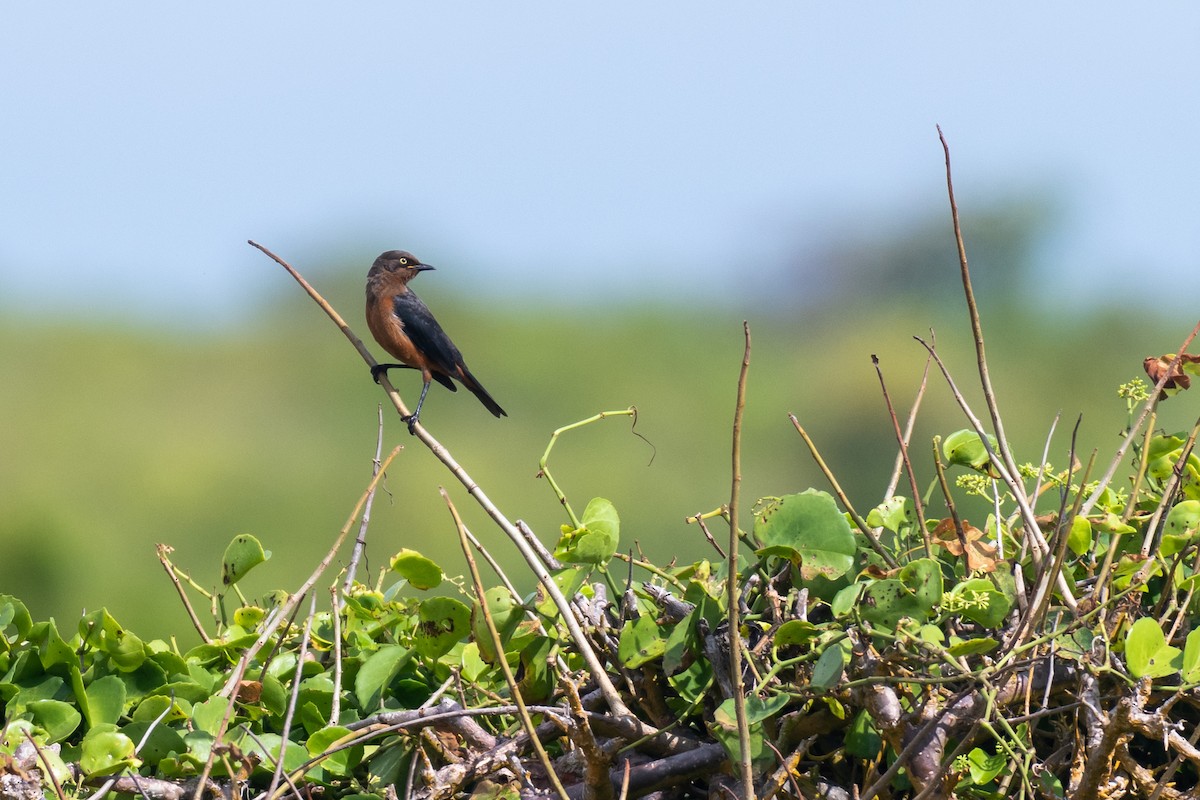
[399,258,408,264]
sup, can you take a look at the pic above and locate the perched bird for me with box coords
[365,250,506,434]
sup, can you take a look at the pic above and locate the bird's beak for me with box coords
[416,264,435,272]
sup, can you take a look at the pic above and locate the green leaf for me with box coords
[32,619,75,669]
[1183,628,1200,683]
[1126,618,1182,679]
[85,675,127,727]
[1163,501,1200,556]
[712,697,776,772]
[943,429,1001,477]
[845,710,882,759]
[306,725,363,775]
[120,721,187,766]
[866,497,915,534]
[811,643,846,690]
[79,727,139,777]
[0,594,32,639]
[555,497,620,564]
[389,549,444,590]
[773,620,820,649]
[472,587,523,663]
[413,597,471,659]
[191,697,229,736]
[27,700,82,743]
[221,534,271,586]
[754,490,856,581]
[354,645,412,712]
[618,615,667,668]
[965,747,1008,785]
[1067,515,1093,557]
[947,637,999,657]
[948,578,1011,628]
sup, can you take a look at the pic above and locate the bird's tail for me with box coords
[460,369,507,418]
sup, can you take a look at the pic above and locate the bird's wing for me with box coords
[392,291,464,389]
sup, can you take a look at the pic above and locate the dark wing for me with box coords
[392,290,463,391]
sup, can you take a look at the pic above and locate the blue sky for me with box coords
[2,5,1198,325]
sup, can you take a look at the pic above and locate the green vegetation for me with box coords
[5,163,1200,795]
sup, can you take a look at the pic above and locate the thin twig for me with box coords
[156,544,211,643]
[267,592,318,800]
[344,404,386,595]
[727,321,755,800]
[883,330,935,500]
[443,487,571,800]
[873,354,930,556]
[789,414,900,570]
[938,126,1025,523]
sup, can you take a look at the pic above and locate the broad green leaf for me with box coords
[942,430,1001,477]
[191,697,230,736]
[413,597,471,659]
[79,727,139,777]
[811,643,846,689]
[472,587,523,663]
[754,490,856,581]
[32,619,75,669]
[866,497,915,533]
[27,700,81,743]
[965,747,1008,785]
[1183,629,1200,683]
[390,549,444,590]
[845,710,882,759]
[221,534,271,586]
[354,645,412,712]
[555,497,620,564]
[947,578,1011,628]
[0,594,32,639]
[232,606,266,630]
[1067,516,1093,557]
[307,725,363,775]
[712,698,771,771]
[1126,617,1182,679]
[120,721,186,766]
[518,637,556,702]
[85,675,127,727]
[618,615,667,668]
[662,611,696,676]
[460,642,488,683]
[1163,501,1200,556]
[773,620,820,649]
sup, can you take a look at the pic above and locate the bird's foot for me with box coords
[402,413,420,435]
[370,364,390,384]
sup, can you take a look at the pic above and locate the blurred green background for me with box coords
[2,197,1193,639]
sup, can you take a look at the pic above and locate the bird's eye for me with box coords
[399,258,408,265]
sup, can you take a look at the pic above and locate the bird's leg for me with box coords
[403,379,432,435]
[371,362,416,384]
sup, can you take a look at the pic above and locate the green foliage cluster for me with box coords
[6,368,1200,799]
[6,218,1200,797]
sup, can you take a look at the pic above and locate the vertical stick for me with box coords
[728,321,755,800]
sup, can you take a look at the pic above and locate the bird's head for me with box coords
[369,250,436,283]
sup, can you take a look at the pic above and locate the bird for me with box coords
[365,250,506,434]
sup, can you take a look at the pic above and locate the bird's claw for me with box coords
[403,414,419,435]
[370,364,388,384]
